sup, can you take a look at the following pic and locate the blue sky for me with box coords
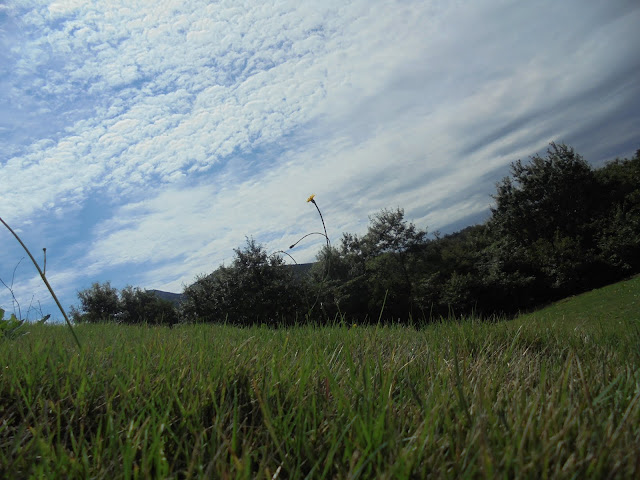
[1,0,639,322]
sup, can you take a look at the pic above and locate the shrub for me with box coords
[70,282,120,323]
[70,282,178,325]
[182,238,306,325]
[119,286,179,325]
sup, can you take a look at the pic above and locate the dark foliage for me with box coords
[78,144,640,325]
[182,238,307,325]
[592,150,640,273]
[70,282,120,323]
[71,282,179,325]
[307,144,640,321]
[119,286,179,325]
[484,144,640,308]
[309,208,428,323]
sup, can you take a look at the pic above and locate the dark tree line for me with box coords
[72,144,640,325]
[181,238,305,325]
[303,144,639,322]
[70,282,179,325]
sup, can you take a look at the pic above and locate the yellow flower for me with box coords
[306,194,316,203]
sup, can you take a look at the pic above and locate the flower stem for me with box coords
[312,201,330,250]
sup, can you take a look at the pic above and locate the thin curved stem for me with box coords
[270,250,298,265]
[289,232,328,250]
[0,216,81,349]
[312,201,330,250]
[308,199,332,320]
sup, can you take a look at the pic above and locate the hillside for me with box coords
[147,289,185,306]
[516,273,640,325]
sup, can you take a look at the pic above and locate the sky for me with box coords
[1,0,639,322]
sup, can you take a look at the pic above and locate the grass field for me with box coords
[1,276,639,479]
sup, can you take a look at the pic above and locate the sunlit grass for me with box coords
[1,277,639,478]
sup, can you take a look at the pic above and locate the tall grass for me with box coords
[1,277,639,478]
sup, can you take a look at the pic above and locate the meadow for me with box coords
[1,275,639,479]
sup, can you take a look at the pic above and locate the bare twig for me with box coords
[0,257,24,320]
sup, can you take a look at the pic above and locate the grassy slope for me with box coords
[519,273,640,324]
[0,276,639,479]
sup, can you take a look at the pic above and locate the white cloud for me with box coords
[1,0,639,316]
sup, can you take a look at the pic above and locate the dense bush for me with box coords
[593,152,640,273]
[70,282,120,323]
[118,286,179,325]
[182,238,307,325]
[306,144,640,321]
[308,208,428,323]
[483,145,640,307]
[70,282,178,325]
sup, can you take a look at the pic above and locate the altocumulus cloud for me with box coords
[1,0,639,320]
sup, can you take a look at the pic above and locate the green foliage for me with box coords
[302,144,640,321]
[488,143,598,298]
[491,142,597,244]
[119,286,179,325]
[0,307,26,340]
[414,225,493,316]
[70,282,178,325]
[0,307,49,341]
[365,207,428,256]
[182,237,306,325]
[309,208,428,322]
[593,150,640,272]
[482,144,640,306]
[67,145,639,326]
[70,281,120,323]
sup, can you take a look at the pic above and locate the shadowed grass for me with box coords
[1,276,639,478]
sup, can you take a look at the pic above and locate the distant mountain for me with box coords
[148,262,316,305]
[148,289,185,305]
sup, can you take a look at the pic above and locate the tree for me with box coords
[309,208,428,322]
[180,272,226,324]
[362,208,428,318]
[491,143,597,245]
[70,282,179,325]
[307,245,363,321]
[593,150,640,273]
[70,282,120,323]
[119,286,179,325]
[488,143,599,297]
[182,238,305,325]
